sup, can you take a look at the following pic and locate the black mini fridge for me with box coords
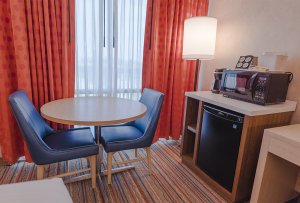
[197,103,244,192]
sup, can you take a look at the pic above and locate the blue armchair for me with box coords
[8,90,99,188]
[100,88,164,184]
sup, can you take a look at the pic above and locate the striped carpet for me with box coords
[0,140,225,203]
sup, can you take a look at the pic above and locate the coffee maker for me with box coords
[211,68,225,94]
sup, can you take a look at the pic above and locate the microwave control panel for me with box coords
[253,76,268,103]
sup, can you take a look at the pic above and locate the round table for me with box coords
[40,96,147,184]
[41,96,147,126]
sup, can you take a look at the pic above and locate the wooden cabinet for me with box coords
[181,92,296,202]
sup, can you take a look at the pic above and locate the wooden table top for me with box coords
[41,96,147,126]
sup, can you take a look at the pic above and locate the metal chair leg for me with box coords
[66,160,69,172]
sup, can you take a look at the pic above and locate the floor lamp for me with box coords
[182,16,217,91]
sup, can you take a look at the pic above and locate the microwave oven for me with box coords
[220,70,293,105]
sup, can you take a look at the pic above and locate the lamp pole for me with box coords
[194,59,200,91]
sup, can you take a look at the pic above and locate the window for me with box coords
[75,0,147,99]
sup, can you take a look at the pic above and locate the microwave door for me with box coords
[223,72,256,95]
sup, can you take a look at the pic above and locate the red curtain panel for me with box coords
[0,0,75,163]
[142,0,209,142]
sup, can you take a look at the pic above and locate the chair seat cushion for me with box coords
[44,127,96,150]
[100,126,144,152]
[39,127,99,164]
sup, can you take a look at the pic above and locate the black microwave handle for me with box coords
[247,72,258,91]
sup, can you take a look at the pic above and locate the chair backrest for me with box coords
[133,88,164,145]
[8,90,54,161]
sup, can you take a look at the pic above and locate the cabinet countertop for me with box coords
[185,91,297,116]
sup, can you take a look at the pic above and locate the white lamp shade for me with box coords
[182,16,217,60]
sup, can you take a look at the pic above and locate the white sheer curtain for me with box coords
[75,0,147,99]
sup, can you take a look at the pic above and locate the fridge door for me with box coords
[197,104,244,191]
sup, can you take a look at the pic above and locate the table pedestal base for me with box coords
[64,174,91,184]
[101,165,135,175]
[62,165,135,186]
